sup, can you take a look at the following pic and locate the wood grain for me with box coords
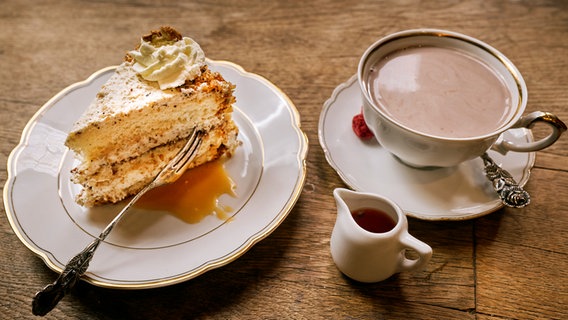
[1,0,567,319]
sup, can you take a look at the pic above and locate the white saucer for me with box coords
[318,75,535,220]
[4,60,308,288]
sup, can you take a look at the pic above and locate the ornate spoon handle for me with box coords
[481,152,530,208]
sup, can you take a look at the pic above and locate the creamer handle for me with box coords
[398,232,432,272]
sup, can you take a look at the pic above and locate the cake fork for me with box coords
[32,128,203,316]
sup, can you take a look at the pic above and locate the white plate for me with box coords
[4,60,308,288]
[319,75,535,221]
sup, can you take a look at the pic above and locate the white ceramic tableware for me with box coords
[4,60,308,288]
[359,29,566,168]
[330,188,432,283]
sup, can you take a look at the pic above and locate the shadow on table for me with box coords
[338,212,507,318]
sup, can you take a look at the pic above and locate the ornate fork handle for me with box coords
[32,237,101,316]
[481,152,530,208]
[32,129,202,316]
[32,185,149,316]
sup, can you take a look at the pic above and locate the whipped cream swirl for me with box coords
[129,37,205,90]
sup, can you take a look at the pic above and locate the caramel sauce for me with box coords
[135,159,236,223]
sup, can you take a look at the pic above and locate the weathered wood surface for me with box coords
[1,0,567,319]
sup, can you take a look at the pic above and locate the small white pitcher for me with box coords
[330,188,432,283]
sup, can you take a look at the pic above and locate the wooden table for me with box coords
[1,1,567,319]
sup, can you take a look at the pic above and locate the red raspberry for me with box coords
[352,112,374,140]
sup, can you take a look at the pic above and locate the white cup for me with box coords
[359,29,566,168]
[330,188,432,283]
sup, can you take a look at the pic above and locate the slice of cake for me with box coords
[65,26,239,207]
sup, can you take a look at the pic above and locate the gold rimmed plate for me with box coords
[4,60,308,288]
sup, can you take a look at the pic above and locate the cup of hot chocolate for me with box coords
[358,29,566,168]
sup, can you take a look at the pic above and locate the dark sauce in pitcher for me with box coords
[351,208,396,233]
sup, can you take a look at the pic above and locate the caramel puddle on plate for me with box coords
[135,159,236,223]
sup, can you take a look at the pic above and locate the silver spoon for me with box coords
[481,152,530,208]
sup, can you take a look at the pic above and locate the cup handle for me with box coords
[397,232,433,272]
[492,111,567,155]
